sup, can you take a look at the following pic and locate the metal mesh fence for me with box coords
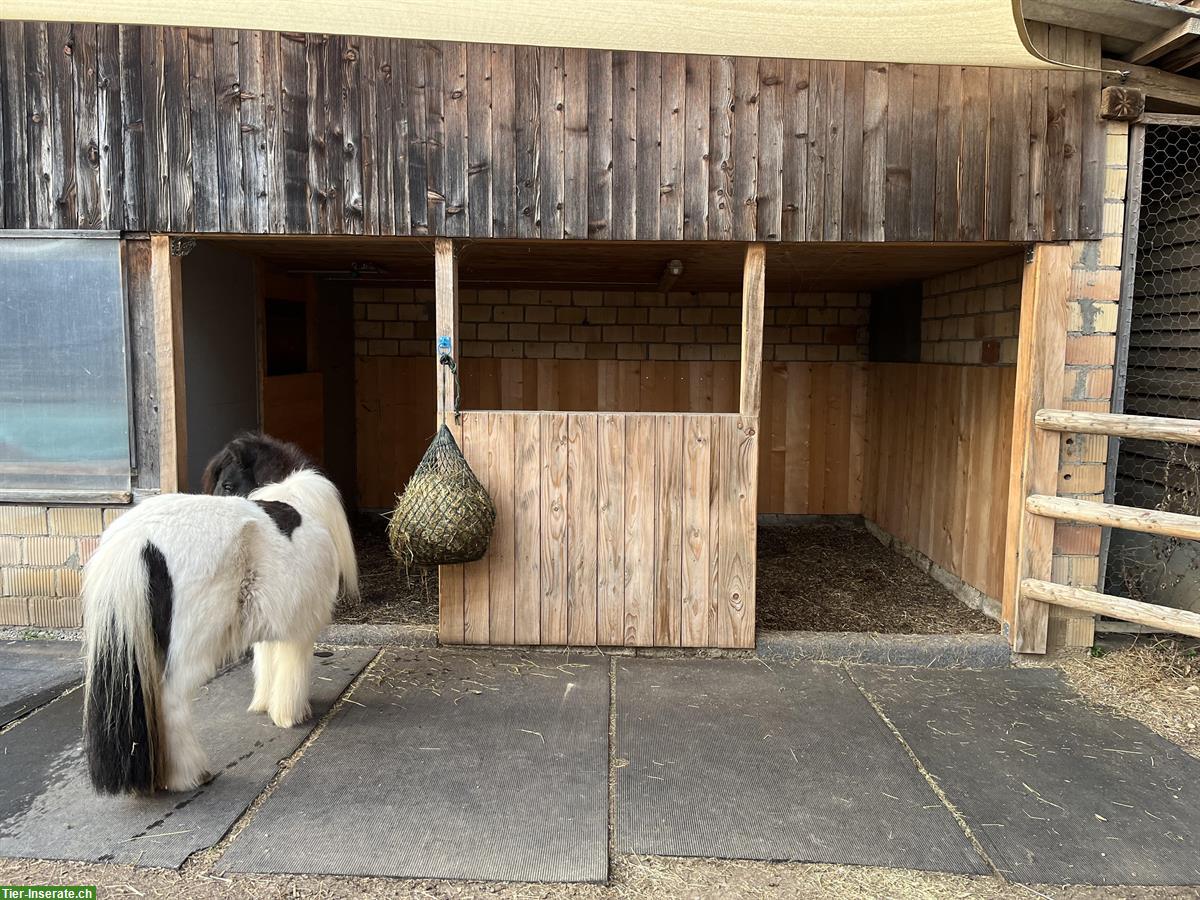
[1106,124,1200,613]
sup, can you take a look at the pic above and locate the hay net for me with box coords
[388,421,496,568]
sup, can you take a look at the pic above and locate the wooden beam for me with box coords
[1100,85,1146,121]
[1104,58,1200,109]
[1036,409,1200,444]
[739,243,766,419]
[1022,578,1200,639]
[149,235,186,492]
[1124,19,1200,66]
[1027,494,1200,541]
[1003,243,1070,655]
[434,237,459,424]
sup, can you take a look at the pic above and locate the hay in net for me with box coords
[388,423,495,567]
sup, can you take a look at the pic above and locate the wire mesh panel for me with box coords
[1108,124,1200,615]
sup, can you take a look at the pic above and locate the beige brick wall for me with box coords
[920,253,1025,365]
[0,504,125,627]
[352,288,871,363]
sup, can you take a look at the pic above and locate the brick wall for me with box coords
[352,288,870,363]
[0,505,125,627]
[920,253,1025,365]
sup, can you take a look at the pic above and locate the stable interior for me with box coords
[177,236,1026,639]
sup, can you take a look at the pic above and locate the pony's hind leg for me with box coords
[247,642,275,714]
[267,640,313,728]
[159,678,211,792]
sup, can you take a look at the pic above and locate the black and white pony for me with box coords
[83,440,356,795]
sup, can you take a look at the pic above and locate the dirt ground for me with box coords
[342,517,996,636]
[756,522,995,634]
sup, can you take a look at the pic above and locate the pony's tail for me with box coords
[82,535,172,794]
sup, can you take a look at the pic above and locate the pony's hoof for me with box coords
[247,699,269,714]
[269,704,311,729]
[164,769,211,793]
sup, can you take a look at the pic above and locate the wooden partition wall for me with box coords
[437,411,757,647]
[862,363,1016,602]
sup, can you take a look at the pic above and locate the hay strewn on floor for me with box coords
[334,513,439,626]
[756,522,996,634]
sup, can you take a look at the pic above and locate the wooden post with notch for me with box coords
[434,237,459,424]
[1003,243,1070,654]
[150,235,187,493]
[739,243,766,419]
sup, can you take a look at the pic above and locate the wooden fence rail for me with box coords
[1025,494,1200,541]
[1034,409,1200,445]
[1021,579,1200,639]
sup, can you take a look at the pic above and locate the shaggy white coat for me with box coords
[83,469,357,792]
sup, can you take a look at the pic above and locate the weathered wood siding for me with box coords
[436,410,757,648]
[0,21,1103,241]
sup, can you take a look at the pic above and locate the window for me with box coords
[0,234,132,495]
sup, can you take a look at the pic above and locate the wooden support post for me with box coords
[434,237,459,424]
[739,243,766,419]
[1003,243,1070,654]
[150,235,186,493]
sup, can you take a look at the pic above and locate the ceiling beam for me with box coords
[1104,56,1200,107]
[1125,18,1200,64]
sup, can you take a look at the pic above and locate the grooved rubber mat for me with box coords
[0,647,376,867]
[0,640,83,725]
[856,666,1200,885]
[218,649,609,883]
[615,658,988,873]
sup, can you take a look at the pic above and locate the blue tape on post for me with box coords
[438,335,452,354]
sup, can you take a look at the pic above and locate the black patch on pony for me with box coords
[142,541,174,657]
[255,500,303,539]
[201,433,313,497]
[85,632,155,795]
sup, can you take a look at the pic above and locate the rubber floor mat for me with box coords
[0,640,83,726]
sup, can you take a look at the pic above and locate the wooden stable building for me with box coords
[2,0,1200,653]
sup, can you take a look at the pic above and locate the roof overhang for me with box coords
[2,0,1062,69]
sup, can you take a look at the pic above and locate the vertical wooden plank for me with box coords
[731,55,758,240]
[26,23,55,228]
[586,48,612,239]
[717,417,756,648]
[422,41,445,234]
[212,28,243,232]
[438,415,466,644]
[340,34,365,233]
[1043,27,1067,241]
[784,364,810,512]
[490,44,516,237]
[488,413,516,644]
[563,47,589,240]
[149,235,185,493]
[885,63,913,243]
[840,61,865,242]
[238,32,267,234]
[804,59,828,241]
[1008,65,1032,242]
[434,238,458,420]
[279,32,309,233]
[303,34,329,231]
[609,49,635,240]
[739,244,766,418]
[442,40,468,236]
[597,413,626,645]
[72,25,102,228]
[822,60,845,240]
[567,414,599,645]
[1061,28,1084,241]
[513,44,538,239]
[1077,29,1103,239]
[681,416,712,645]
[47,22,78,229]
[654,416,684,646]
[357,37,382,234]
[707,55,734,241]
[860,62,887,242]
[682,53,709,240]
[160,25,192,230]
[537,46,564,238]
[848,362,867,513]
[95,24,122,228]
[635,50,661,240]
[464,42,492,237]
[958,66,989,240]
[659,52,685,240]
[985,67,1015,243]
[808,364,829,513]
[909,64,938,241]
[756,58,785,241]
[405,41,429,234]
[933,64,961,241]
[1005,244,1070,654]
[624,414,656,646]
[2,22,31,228]
[186,27,219,231]
[513,412,542,644]
[780,58,808,242]
[259,31,284,233]
[1026,21,1048,242]
[462,413,491,644]
[540,412,569,644]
